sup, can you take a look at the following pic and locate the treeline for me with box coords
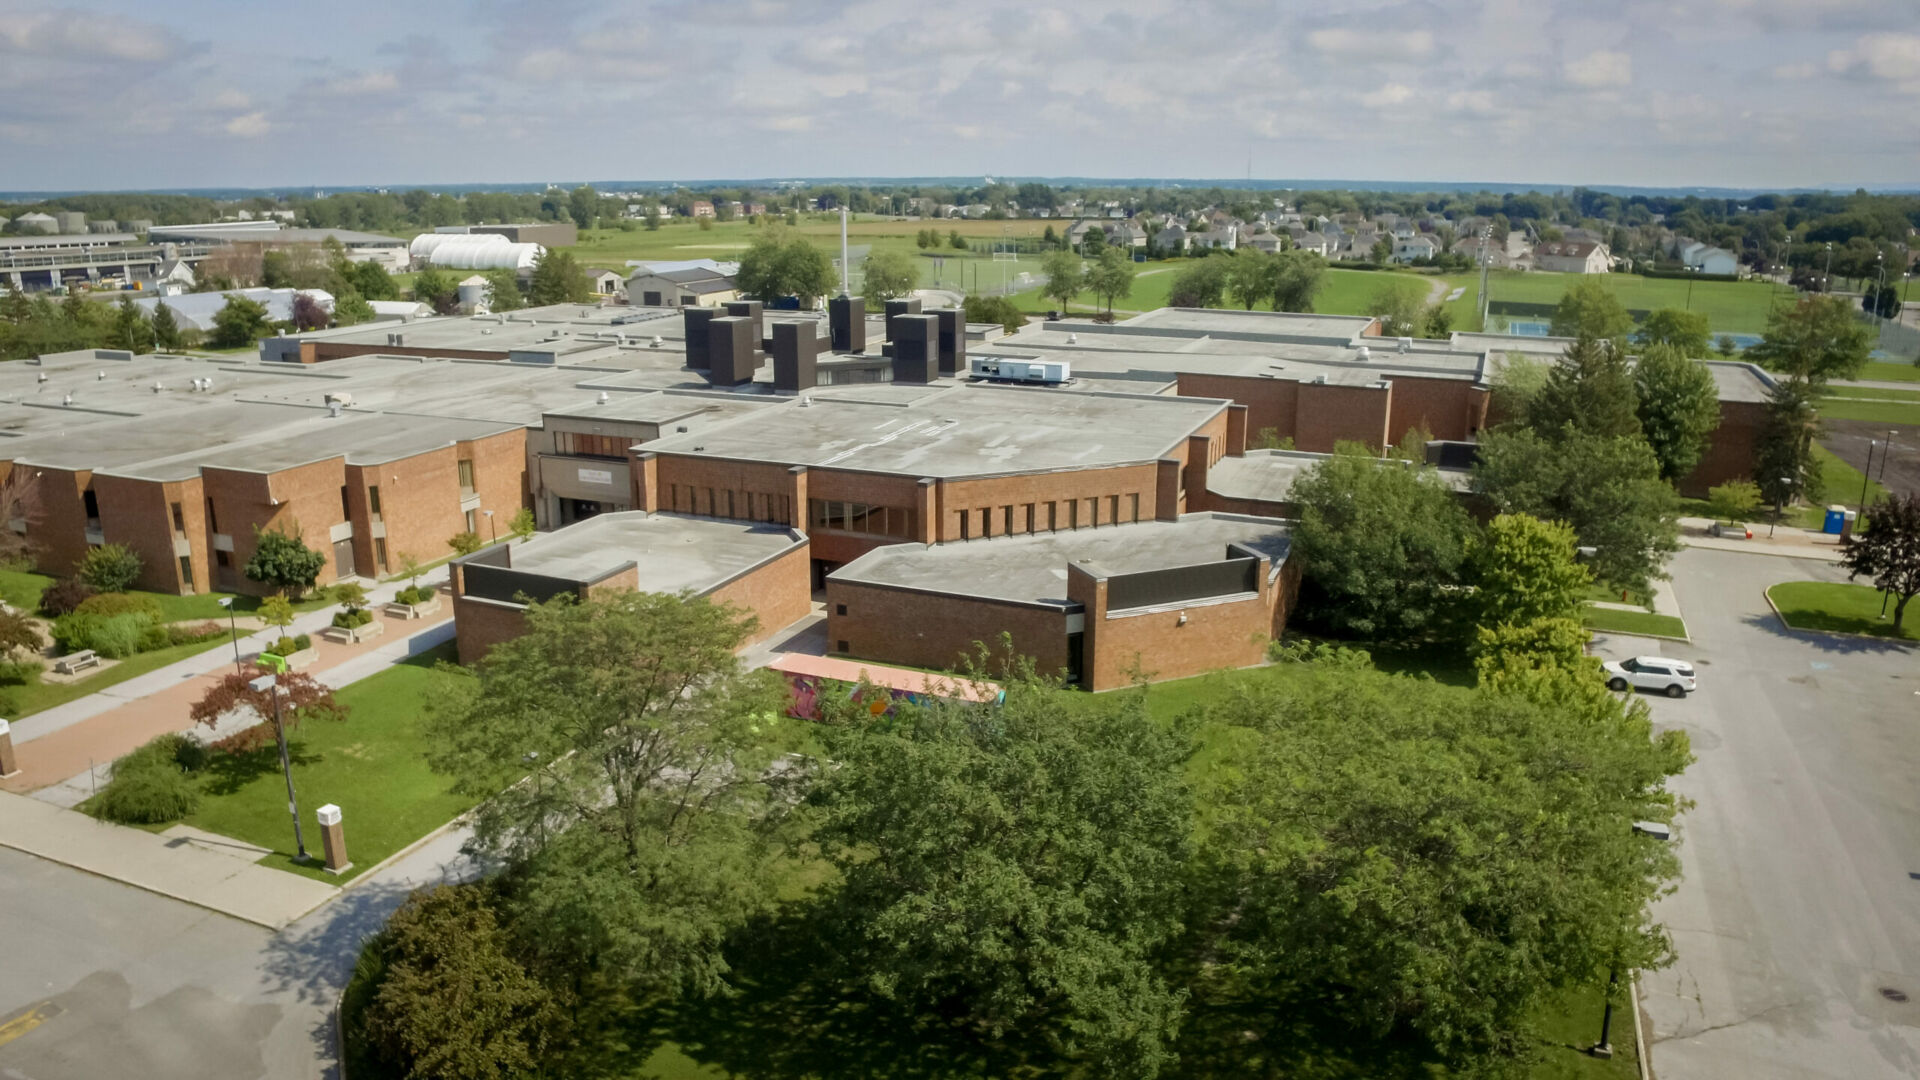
[341,589,1689,1080]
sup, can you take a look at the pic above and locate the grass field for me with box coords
[1856,359,1920,383]
[1824,385,1920,402]
[1768,581,1918,641]
[3,635,236,720]
[0,567,334,623]
[1581,606,1689,640]
[1816,396,1920,426]
[0,567,53,610]
[1485,270,1794,335]
[163,643,476,882]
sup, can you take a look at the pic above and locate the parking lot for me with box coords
[1591,547,1920,1079]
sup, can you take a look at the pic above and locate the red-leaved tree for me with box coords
[189,665,347,753]
[1843,493,1920,630]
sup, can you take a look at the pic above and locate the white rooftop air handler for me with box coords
[1356,345,1371,361]
[969,357,1070,385]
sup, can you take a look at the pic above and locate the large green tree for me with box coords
[411,267,459,315]
[1634,308,1711,356]
[357,884,562,1080]
[1841,492,1920,629]
[1182,664,1688,1075]
[150,301,183,351]
[1270,248,1328,312]
[1633,344,1722,481]
[526,249,594,306]
[1526,335,1642,439]
[208,295,272,348]
[1465,512,1591,631]
[481,268,524,312]
[1744,293,1873,386]
[1474,427,1680,592]
[807,676,1192,1078]
[1290,444,1477,641]
[426,592,793,999]
[858,249,918,308]
[735,229,835,308]
[1084,244,1136,317]
[1223,249,1278,310]
[1167,257,1229,308]
[1754,375,1826,511]
[242,523,327,598]
[1038,249,1085,310]
[1549,277,1634,341]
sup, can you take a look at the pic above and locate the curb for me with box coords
[0,829,325,931]
[1762,587,1916,644]
[1632,972,1652,1080]
[1679,536,1843,562]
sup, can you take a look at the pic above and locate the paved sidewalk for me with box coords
[0,790,338,929]
[1677,516,1845,562]
[2,607,453,797]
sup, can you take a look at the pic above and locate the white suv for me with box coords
[1603,656,1697,698]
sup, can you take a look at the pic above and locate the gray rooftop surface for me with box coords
[1207,450,1473,504]
[499,511,801,594]
[640,383,1229,478]
[831,512,1293,608]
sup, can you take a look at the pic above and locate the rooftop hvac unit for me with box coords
[1356,345,1370,361]
[1399,336,1412,353]
[1310,374,1327,384]
[327,401,344,418]
[36,373,46,383]
[152,382,164,393]
[324,391,353,407]
[651,336,663,348]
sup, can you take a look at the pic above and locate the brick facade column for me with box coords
[632,451,660,513]
[1154,458,1182,521]
[1226,403,1249,456]
[1065,560,1108,691]
[916,478,938,545]
[1185,433,1215,515]
[787,465,809,529]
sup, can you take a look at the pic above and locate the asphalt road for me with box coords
[1597,547,1920,1079]
[0,827,475,1079]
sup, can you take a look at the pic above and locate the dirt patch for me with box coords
[1822,419,1920,500]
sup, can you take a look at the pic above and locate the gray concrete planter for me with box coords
[383,594,442,620]
[321,619,385,645]
[270,645,321,671]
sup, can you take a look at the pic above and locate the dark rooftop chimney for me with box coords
[708,316,757,386]
[723,300,764,349]
[931,306,967,376]
[829,295,866,353]
[890,314,938,383]
[884,297,922,342]
[771,321,821,393]
[682,307,716,370]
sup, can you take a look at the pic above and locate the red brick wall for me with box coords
[1070,555,1296,692]
[203,458,347,596]
[25,467,95,578]
[1385,376,1490,443]
[1176,372,1477,453]
[91,475,213,594]
[826,580,1071,679]
[707,540,812,646]
[938,462,1162,540]
[1679,399,1766,499]
[1295,382,1391,452]
[451,595,525,665]
[640,455,802,527]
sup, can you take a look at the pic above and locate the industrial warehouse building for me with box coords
[6,297,1778,689]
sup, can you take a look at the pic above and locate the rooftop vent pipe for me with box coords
[1067,333,1078,344]
[97,371,105,380]
[37,373,47,383]
[1356,345,1370,361]
[152,382,164,393]
[328,401,343,418]
[1399,336,1412,353]
[62,392,72,406]
[651,336,663,348]
[598,391,610,404]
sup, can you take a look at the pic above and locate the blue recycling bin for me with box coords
[1823,507,1848,534]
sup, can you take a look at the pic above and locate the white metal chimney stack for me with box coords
[840,205,850,297]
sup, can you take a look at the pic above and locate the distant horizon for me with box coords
[6,176,1919,204]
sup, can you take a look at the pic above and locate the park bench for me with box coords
[54,649,99,675]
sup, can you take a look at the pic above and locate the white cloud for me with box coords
[1828,32,1920,90]
[224,111,270,138]
[1565,49,1632,88]
[1361,82,1415,107]
[1309,28,1434,58]
[0,9,183,63]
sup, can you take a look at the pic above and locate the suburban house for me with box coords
[1391,235,1439,263]
[1533,240,1612,274]
[1244,232,1287,254]
[1679,241,1740,276]
[689,201,716,218]
[1153,224,1188,252]
[585,267,626,296]
[1288,230,1334,256]
[1192,225,1239,252]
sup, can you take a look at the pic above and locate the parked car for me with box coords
[1709,521,1752,539]
[1603,656,1697,698]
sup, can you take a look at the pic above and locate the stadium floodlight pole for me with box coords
[1823,242,1834,287]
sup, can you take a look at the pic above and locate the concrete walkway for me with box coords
[1677,516,1846,562]
[0,790,338,929]
[0,576,457,927]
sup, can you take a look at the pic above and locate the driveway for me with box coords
[0,827,477,1079]
[1593,547,1920,1079]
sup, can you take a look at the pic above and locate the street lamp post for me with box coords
[217,596,240,673]
[1769,475,1792,538]
[484,508,497,544]
[1823,242,1834,288]
[1684,267,1696,311]
[1860,440,1878,513]
[248,673,309,864]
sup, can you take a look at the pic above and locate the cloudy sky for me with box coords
[2,0,1917,192]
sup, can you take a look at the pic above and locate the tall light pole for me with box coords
[1860,440,1878,513]
[1872,251,1887,326]
[248,673,308,864]
[483,508,497,544]
[1823,241,1834,289]
[217,596,240,673]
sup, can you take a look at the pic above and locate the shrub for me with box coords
[244,524,326,599]
[53,611,159,658]
[295,632,312,652]
[49,613,99,654]
[0,607,40,655]
[40,577,95,616]
[331,607,373,630]
[77,543,143,592]
[0,658,43,686]
[92,734,207,825]
[396,585,435,606]
[137,622,171,652]
[1707,479,1763,524]
[448,531,484,556]
[76,593,163,621]
[271,635,300,657]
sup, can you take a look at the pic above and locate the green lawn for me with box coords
[164,643,478,882]
[1005,263,1471,322]
[1521,982,1642,1080]
[1485,271,1793,334]
[2,635,237,719]
[1816,396,1920,426]
[1767,581,1919,641]
[1856,359,1920,383]
[0,567,54,610]
[1824,385,1920,402]
[1581,606,1688,640]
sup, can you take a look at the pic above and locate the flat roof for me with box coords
[831,512,1292,608]
[1701,360,1774,404]
[497,511,800,594]
[640,383,1228,478]
[1206,449,1473,504]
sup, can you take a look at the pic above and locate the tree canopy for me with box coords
[1635,308,1711,356]
[1632,344,1722,481]
[243,523,327,599]
[859,249,918,308]
[1549,277,1634,341]
[1290,444,1476,641]
[1744,293,1873,386]
[1842,492,1920,629]
[1525,335,1641,439]
[526,249,594,306]
[1083,245,1136,317]
[1038,249,1085,309]
[1466,512,1592,630]
[208,295,272,349]
[736,229,835,308]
